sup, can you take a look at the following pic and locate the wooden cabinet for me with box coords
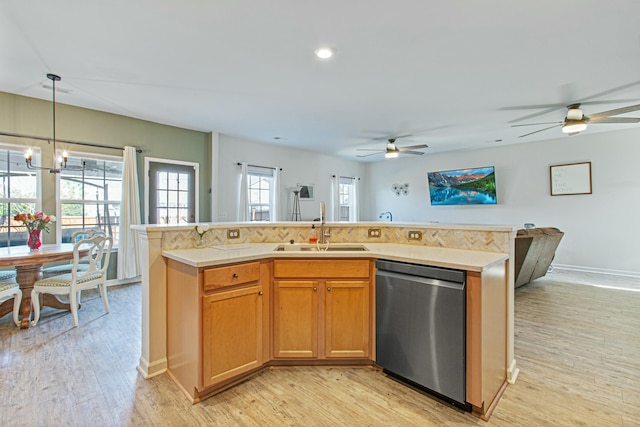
[273,259,372,360]
[202,284,263,387]
[324,280,370,358]
[166,259,270,403]
[273,280,318,358]
[466,261,508,420]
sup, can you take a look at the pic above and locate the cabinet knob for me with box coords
[258,291,263,296]
[327,287,332,292]
[232,273,239,278]
[313,287,317,292]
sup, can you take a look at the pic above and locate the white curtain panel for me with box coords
[330,174,340,221]
[352,177,360,222]
[237,162,248,221]
[271,167,281,221]
[117,146,141,279]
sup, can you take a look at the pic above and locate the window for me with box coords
[59,154,123,245]
[339,176,358,222]
[0,145,39,247]
[147,161,196,225]
[248,166,274,221]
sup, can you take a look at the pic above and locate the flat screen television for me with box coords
[427,166,497,205]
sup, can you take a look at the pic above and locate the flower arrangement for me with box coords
[194,224,211,248]
[13,212,56,233]
[195,224,210,239]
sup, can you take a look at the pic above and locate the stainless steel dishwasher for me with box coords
[375,259,469,410]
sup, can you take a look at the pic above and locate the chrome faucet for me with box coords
[320,201,330,244]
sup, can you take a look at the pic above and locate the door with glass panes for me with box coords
[148,161,196,224]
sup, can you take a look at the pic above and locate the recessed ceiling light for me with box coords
[315,47,333,59]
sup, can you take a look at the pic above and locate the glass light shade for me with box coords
[562,120,587,134]
[315,47,333,59]
[385,151,399,159]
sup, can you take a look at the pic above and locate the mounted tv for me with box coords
[427,166,497,205]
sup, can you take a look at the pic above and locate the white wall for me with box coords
[216,135,367,221]
[365,127,640,275]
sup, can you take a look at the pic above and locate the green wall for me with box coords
[0,91,211,242]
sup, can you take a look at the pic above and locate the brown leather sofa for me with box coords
[514,227,564,288]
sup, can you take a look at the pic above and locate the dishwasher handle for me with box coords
[376,259,466,284]
[376,269,466,291]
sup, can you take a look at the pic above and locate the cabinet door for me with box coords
[202,285,263,387]
[325,280,370,358]
[273,280,318,358]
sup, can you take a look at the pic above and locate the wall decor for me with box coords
[297,184,314,201]
[550,162,592,196]
[391,183,409,196]
[427,166,497,205]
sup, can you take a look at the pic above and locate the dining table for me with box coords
[0,243,90,329]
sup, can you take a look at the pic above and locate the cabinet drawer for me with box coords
[273,260,370,279]
[203,262,261,291]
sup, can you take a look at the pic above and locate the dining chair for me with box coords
[0,281,22,327]
[0,269,17,282]
[31,234,113,327]
[42,229,106,278]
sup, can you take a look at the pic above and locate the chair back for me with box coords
[72,235,113,285]
[71,229,106,243]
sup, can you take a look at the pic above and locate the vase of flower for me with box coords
[28,229,42,250]
[194,224,211,248]
[14,212,56,250]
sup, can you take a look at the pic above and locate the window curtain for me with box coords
[117,146,141,279]
[351,177,360,222]
[330,174,340,221]
[271,167,281,221]
[237,162,249,221]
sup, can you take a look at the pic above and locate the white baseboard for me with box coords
[137,356,167,379]
[552,264,640,279]
[507,359,519,384]
[106,276,141,287]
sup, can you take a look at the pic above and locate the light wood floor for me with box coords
[1,271,639,426]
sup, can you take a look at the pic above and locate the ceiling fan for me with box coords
[357,138,428,159]
[512,103,640,138]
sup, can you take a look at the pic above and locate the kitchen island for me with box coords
[133,222,518,420]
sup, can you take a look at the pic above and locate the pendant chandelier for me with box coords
[25,73,84,174]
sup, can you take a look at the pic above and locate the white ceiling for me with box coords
[2,0,640,162]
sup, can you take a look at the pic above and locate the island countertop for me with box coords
[162,242,508,272]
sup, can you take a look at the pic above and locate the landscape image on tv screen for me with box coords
[427,166,497,205]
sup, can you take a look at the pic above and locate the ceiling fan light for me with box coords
[314,47,333,59]
[562,120,587,134]
[385,150,399,159]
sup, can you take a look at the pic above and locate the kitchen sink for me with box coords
[274,244,368,252]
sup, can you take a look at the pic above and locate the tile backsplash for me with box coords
[162,224,512,254]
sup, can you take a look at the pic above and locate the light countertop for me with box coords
[162,243,508,272]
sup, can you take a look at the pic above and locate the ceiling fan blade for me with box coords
[588,117,640,124]
[356,148,385,152]
[398,144,428,151]
[400,151,425,156]
[587,104,640,120]
[356,152,382,158]
[507,80,640,124]
[511,121,563,128]
[518,123,563,138]
[579,80,640,103]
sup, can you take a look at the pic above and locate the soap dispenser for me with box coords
[309,224,318,244]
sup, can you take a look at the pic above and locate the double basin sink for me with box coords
[274,244,368,252]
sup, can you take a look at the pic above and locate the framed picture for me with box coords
[550,162,592,196]
[298,184,314,201]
